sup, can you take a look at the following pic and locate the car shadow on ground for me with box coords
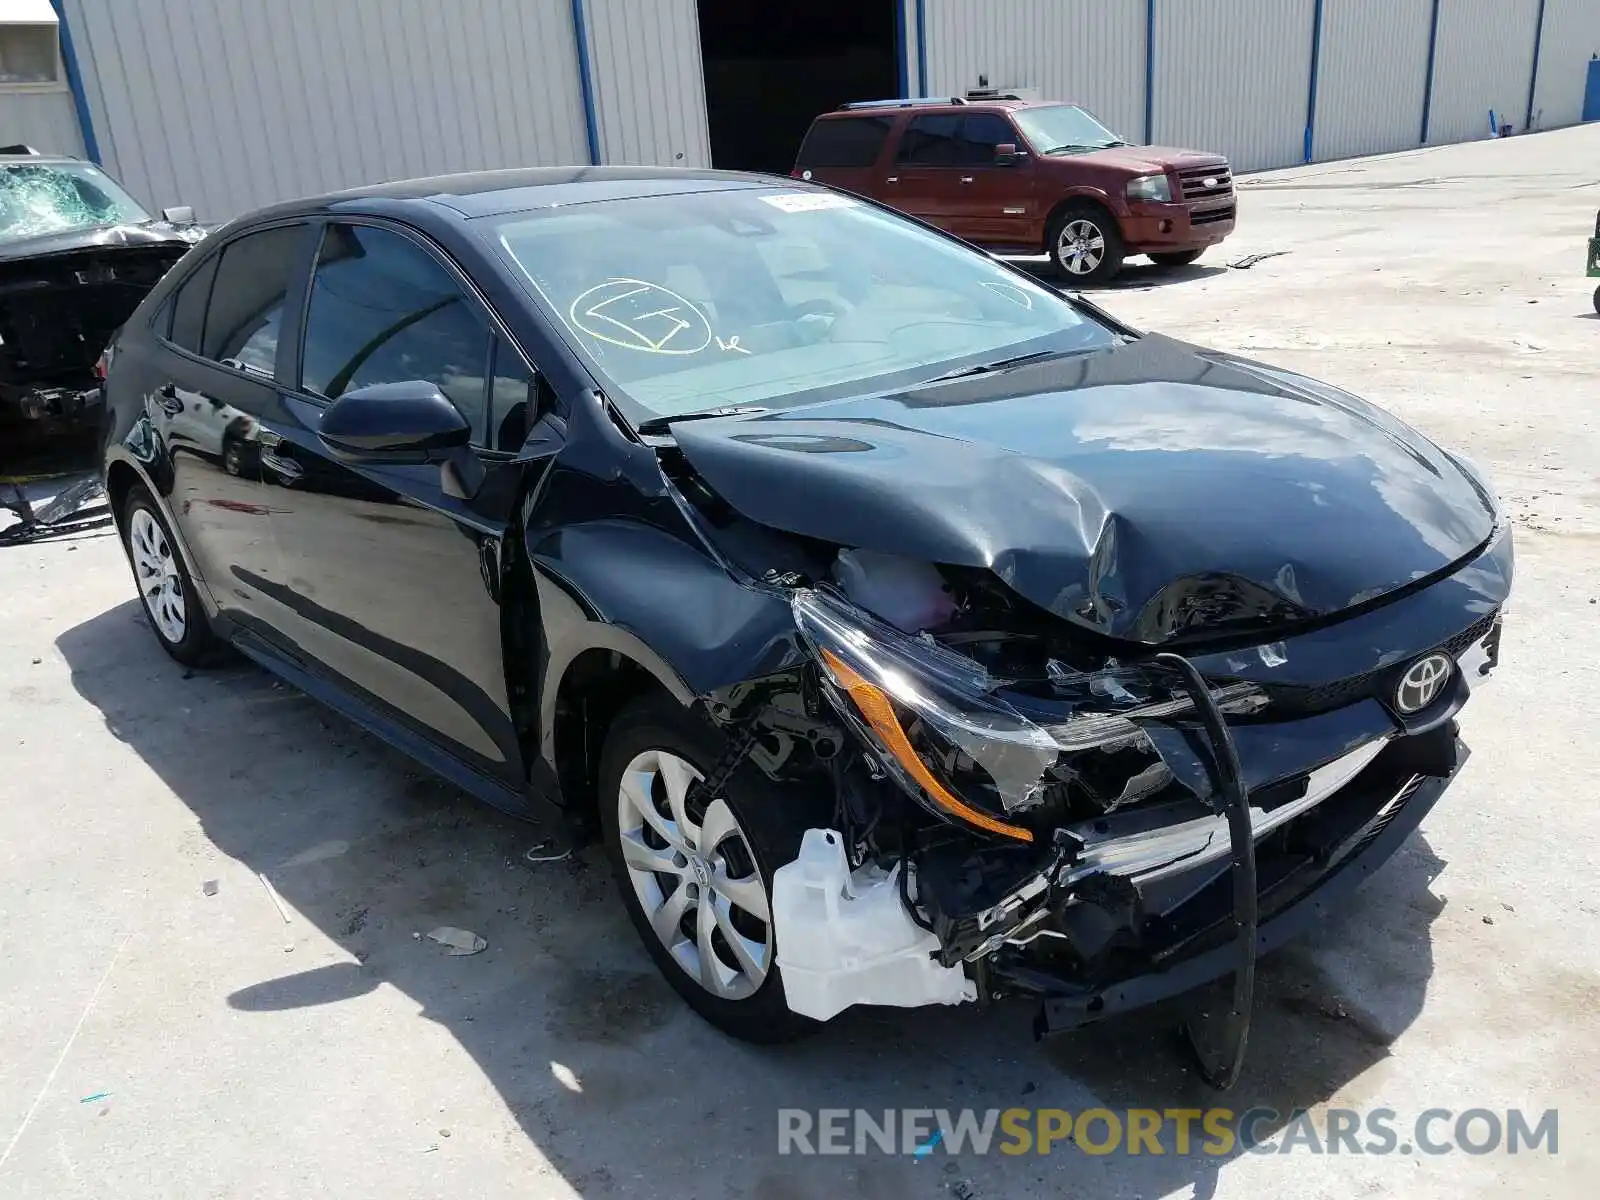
[59,600,1447,1200]
[1012,259,1232,293]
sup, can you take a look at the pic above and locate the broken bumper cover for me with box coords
[1010,740,1464,1035]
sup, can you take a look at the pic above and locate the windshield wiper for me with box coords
[920,348,1066,384]
[636,406,770,435]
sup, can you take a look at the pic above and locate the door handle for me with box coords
[961,176,975,184]
[886,175,899,183]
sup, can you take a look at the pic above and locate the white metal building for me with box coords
[2,0,1596,221]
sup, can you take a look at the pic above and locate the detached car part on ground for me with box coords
[0,148,206,479]
[99,169,1508,1080]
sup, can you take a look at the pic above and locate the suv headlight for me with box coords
[793,589,1261,843]
[1126,174,1172,203]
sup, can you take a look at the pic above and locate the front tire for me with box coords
[599,693,818,1043]
[1150,248,1205,268]
[1048,203,1125,284]
[121,483,224,667]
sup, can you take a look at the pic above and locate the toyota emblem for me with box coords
[1394,653,1453,714]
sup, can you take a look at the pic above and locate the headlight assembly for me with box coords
[1125,174,1172,203]
[792,589,1266,844]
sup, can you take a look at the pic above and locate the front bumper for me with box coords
[1000,735,1462,1034]
[1123,200,1236,251]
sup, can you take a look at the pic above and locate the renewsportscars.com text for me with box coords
[777,1107,1559,1158]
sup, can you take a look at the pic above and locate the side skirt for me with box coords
[231,628,568,831]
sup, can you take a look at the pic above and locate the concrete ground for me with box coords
[3,127,1598,1199]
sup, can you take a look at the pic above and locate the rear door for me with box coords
[256,219,543,788]
[792,114,894,197]
[884,113,963,232]
[145,221,313,635]
[947,112,1037,249]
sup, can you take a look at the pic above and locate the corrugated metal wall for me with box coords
[586,0,711,167]
[0,91,84,157]
[920,0,1147,140]
[62,0,588,221]
[1531,0,1600,129]
[1312,0,1433,161]
[1426,0,1541,144]
[1152,0,1316,171]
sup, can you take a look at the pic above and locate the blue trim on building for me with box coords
[915,0,927,96]
[895,0,908,98]
[1420,0,1443,144]
[50,0,100,164]
[1525,0,1548,130]
[1304,0,1325,161]
[1143,0,1156,144]
[569,0,601,165]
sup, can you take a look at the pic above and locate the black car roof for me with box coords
[247,166,794,224]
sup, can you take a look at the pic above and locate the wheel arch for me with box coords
[1042,190,1121,251]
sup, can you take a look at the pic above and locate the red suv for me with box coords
[793,92,1235,283]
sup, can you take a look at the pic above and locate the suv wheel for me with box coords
[121,483,224,666]
[599,693,818,1044]
[1049,203,1124,284]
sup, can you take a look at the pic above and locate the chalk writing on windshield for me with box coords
[568,279,713,355]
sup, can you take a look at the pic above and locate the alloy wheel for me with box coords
[616,748,772,1001]
[129,507,187,644]
[1057,218,1106,276]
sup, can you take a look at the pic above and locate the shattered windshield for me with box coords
[0,162,151,241]
[1011,105,1128,154]
[489,187,1114,422]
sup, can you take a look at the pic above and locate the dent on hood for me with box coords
[668,334,1497,646]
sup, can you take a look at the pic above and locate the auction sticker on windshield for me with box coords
[759,192,857,214]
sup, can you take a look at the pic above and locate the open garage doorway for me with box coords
[696,0,901,174]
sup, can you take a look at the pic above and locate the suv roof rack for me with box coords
[838,97,966,110]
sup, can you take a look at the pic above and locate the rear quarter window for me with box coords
[795,116,892,169]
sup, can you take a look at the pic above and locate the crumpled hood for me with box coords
[0,221,205,264]
[670,334,1499,645]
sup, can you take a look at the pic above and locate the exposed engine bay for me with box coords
[683,477,1506,1081]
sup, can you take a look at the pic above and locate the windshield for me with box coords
[1011,105,1128,154]
[489,188,1114,422]
[0,162,151,241]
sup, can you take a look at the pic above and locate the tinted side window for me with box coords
[897,114,963,165]
[488,338,535,451]
[300,223,491,443]
[795,116,892,169]
[167,254,218,352]
[959,115,1018,165]
[200,224,305,375]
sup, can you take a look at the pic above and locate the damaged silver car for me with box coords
[98,169,1509,1083]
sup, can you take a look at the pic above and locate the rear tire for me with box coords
[120,482,224,667]
[598,693,819,1044]
[1593,284,1600,315]
[1150,248,1205,268]
[1048,202,1124,284]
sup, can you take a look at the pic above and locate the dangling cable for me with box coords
[1154,652,1257,1090]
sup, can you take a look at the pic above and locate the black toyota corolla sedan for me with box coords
[100,167,1509,1075]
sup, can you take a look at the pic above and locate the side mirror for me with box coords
[319,381,470,459]
[993,143,1024,167]
[161,205,196,225]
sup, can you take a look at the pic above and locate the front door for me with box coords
[882,113,963,232]
[946,112,1037,249]
[255,220,546,789]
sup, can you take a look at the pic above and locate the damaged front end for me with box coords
[729,532,1508,1075]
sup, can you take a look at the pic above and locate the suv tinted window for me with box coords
[796,116,892,169]
[167,254,218,352]
[958,114,1017,165]
[200,224,306,375]
[300,223,491,443]
[897,114,963,165]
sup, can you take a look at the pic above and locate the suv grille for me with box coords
[1190,206,1235,227]
[1177,164,1233,203]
